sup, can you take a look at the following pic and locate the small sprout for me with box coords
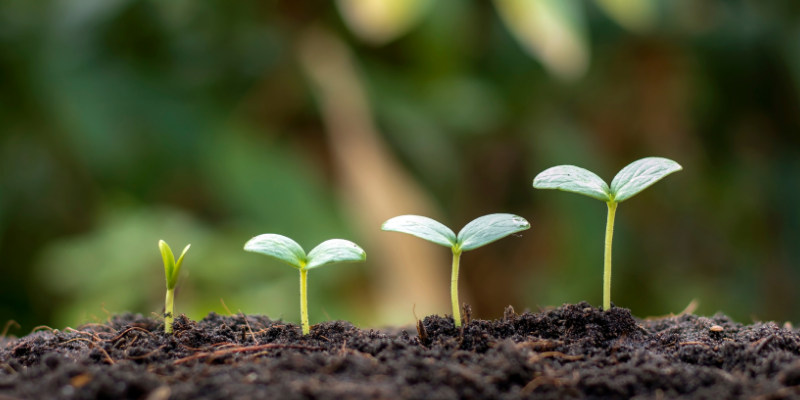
[382,214,530,327]
[710,325,724,332]
[158,240,191,334]
[244,234,366,335]
[534,157,681,311]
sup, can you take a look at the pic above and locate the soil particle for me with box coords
[1,302,799,399]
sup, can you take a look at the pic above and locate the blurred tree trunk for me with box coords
[298,27,451,326]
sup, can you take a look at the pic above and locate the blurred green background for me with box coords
[2,0,800,332]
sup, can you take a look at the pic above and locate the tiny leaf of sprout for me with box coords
[306,239,367,269]
[159,240,191,290]
[457,214,531,251]
[532,165,611,202]
[159,240,190,334]
[381,215,457,248]
[609,157,683,202]
[243,234,306,269]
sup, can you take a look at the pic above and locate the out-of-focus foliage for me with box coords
[494,0,590,81]
[2,0,800,331]
[336,0,433,45]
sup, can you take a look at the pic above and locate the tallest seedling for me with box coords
[533,157,682,310]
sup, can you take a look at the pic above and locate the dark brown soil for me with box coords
[1,302,799,400]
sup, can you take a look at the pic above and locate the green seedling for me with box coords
[159,240,191,334]
[244,234,366,335]
[382,214,530,327]
[533,157,682,311]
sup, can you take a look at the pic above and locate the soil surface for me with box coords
[1,302,799,400]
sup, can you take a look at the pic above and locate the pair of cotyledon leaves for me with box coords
[245,213,530,269]
[244,235,366,270]
[243,158,677,267]
[382,213,530,252]
[533,157,682,203]
[160,240,191,290]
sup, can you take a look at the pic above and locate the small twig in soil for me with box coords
[93,344,115,365]
[220,299,233,316]
[61,338,94,346]
[517,339,563,351]
[529,352,584,363]
[520,376,564,395]
[80,323,115,332]
[173,344,324,365]
[127,346,166,360]
[29,325,55,334]
[1,320,20,338]
[239,310,259,345]
[65,327,91,336]
[679,341,709,347]
[645,299,700,320]
[100,303,113,325]
[105,327,155,343]
[1,363,17,374]
[753,335,776,354]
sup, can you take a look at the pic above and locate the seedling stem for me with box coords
[165,288,175,333]
[300,268,309,335]
[451,249,462,327]
[604,202,617,311]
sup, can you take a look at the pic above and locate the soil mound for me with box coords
[1,302,798,399]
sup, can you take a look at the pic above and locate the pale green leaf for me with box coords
[244,234,306,269]
[381,215,457,248]
[457,214,530,252]
[172,244,191,284]
[305,239,366,269]
[533,165,611,202]
[610,157,682,203]
[159,240,176,289]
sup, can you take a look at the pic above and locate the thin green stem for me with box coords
[164,288,175,334]
[451,249,462,327]
[300,268,309,335]
[604,202,617,311]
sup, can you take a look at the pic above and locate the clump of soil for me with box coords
[1,302,799,399]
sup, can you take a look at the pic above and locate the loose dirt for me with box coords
[1,302,799,399]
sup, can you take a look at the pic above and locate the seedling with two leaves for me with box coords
[533,157,682,311]
[244,235,366,335]
[159,240,191,334]
[382,214,530,327]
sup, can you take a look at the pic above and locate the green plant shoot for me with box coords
[159,240,191,334]
[533,157,682,311]
[381,214,530,327]
[244,235,366,335]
